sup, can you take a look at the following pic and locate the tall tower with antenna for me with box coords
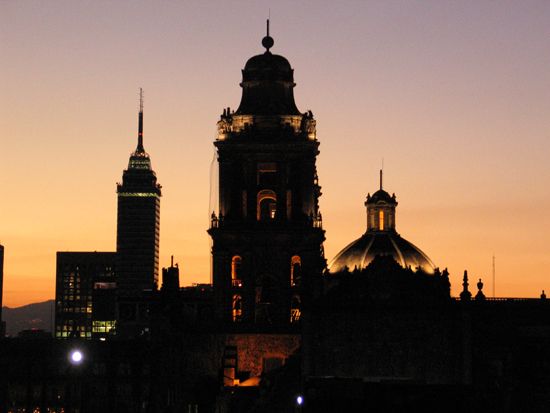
[116,89,162,337]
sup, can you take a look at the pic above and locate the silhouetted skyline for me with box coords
[2,1,550,306]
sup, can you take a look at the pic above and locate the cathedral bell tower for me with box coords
[208,22,325,326]
[116,89,162,337]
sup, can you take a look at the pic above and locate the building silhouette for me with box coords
[116,89,162,337]
[208,22,325,327]
[54,252,116,339]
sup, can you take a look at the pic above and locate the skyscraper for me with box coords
[116,90,162,336]
[208,23,326,326]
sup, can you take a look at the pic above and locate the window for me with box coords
[92,320,116,333]
[257,190,277,221]
[232,294,243,322]
[379,210,384,231]
[231,256,242,287]
[94,282,116,289]
[290,256,301,287]
[290,295,301,322]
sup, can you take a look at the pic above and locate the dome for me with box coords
[366,189,396,205]
[235,26,300,116]
[329,170,436,274]
[242,52,294,82]
[328,231,435,274]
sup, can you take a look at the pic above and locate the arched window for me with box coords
[290,256,302,287]
[232,294,243,322]
[379,210,384,231]
[290,295,301,323]
[231,256,242,287]
[257,190,277,221]
[369,211,375,230]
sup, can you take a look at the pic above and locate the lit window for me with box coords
[379,210,384,231]
[92,320,116,333]
[231,256,242,287]
[290,295,301,323]
[290,256,301,287]
[257,190,277,221]
[232,295,243,322]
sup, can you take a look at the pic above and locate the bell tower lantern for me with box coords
[365,170,397,232]
[209,22,325,327]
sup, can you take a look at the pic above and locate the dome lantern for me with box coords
[365,170,397,232]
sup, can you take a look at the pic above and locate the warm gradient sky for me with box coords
[1,1,549,307]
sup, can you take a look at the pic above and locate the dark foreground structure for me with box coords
[2,263,550,412]
[2,24,549,413]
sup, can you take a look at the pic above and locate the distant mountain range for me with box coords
[2,300,54,337]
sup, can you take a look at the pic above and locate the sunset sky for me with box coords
[1,1,549,307]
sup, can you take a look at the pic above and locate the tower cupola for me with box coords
[365,170,397,232]
[235,20,300,116]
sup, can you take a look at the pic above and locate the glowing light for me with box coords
[70,350,83,364]
[118,192,159,198]
[296,395,303,405]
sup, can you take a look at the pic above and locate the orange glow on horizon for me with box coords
[2,2,550,307]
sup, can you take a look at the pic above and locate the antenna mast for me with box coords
[492,254,496,298]
[137,88,144,152]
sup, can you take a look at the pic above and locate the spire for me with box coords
[460,270,472,301]
[137,88,144,153]
[262,19,274,52]
[379,169,383,190]
[127,88,151,170]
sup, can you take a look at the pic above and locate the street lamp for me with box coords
[67,349,85,411]
[70,349,83,365]
[296,394,304,412]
